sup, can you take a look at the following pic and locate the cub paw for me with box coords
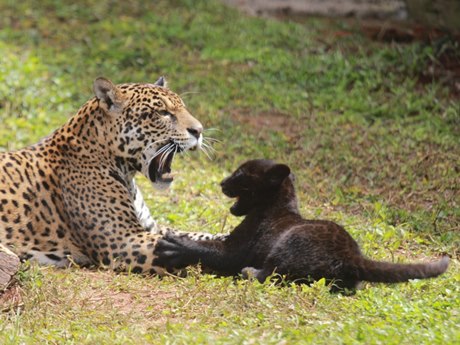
[153,233,200,269]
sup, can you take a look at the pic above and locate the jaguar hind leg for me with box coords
[20,250,70,268]
[20,250,92,268]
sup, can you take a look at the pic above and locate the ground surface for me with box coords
[223,0,407,19]
[0,0,459,344]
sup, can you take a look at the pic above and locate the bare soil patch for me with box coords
[230,109,304,142]
[67,270,178,322]
[222,0,406,20]
[0,283,22,312]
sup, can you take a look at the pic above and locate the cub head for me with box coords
[220,159,292,216]
[93,77,203,189]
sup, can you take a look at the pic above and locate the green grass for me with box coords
[0,0,459,344]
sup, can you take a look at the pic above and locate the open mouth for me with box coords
[229,195,247,216]
[222,187,241,213]
[148,142,183,184]
[230,195,240,210]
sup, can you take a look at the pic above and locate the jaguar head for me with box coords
[93,76,203,189]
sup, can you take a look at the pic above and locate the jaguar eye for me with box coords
[158,110,177,121]
[158,110,172,116]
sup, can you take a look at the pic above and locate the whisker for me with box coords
[202,148,216,160]
[179,91,200,99]
[158,149,168,170]
[202,142,217,154]
[200,143,215,161]
[203,135,221,141]
[159,145,175,170]
[147,143,173,168]
[201,148,213,160]
[151,143,173,158]
[175,142,185,153]
[172,145,179,163]
[202,137,219,155]
[144,138,170,153]
[201,142,214,152]
[204,127,221,133]
[203,137,221,144]
[158,150,170,171]
[181,147,190,157]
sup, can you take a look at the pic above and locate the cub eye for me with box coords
[233,170,244,178]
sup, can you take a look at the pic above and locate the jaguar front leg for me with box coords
[133,183,228,241]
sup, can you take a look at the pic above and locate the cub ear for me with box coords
[93,77,124,113]
[153,76,168,88]
[265,164,291,187]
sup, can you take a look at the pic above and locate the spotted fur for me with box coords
[0,77,224,274]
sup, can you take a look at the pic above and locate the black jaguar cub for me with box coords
[154,159,449,292]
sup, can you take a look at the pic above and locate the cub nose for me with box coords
[187,126,202,139]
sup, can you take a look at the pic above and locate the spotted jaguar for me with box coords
[0,77,223,274]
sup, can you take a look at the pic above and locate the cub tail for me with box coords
[357,256,449,283]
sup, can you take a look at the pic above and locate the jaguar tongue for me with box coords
[158,171,174,183]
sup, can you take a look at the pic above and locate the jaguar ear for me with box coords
[153,76,168,88]
[93,77,124,113]
[265,164,291,187]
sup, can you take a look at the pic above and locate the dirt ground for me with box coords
[223,0,460,97]
[222,0,407,20]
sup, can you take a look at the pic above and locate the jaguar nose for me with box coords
[187,126,202,139]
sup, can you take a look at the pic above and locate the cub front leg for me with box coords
[153,233,216,269]
[153,233,233,271]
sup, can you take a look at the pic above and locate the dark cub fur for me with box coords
[154,159,449,292]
